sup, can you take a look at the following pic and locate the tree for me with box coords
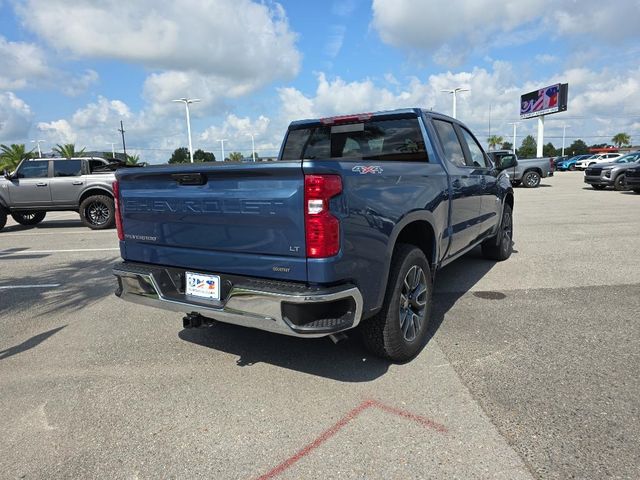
[126,154,140,165]
[567,139,589,156]
[501,141,513,151]
[169,147,189,164]
[517,135,537,159]
[611,133,631,147]
[487,135,503,151]
[193,149,215,162]
[53,143,85,158]
[227,152,243,162]
[0,144,34,170]
[543,142,556,157]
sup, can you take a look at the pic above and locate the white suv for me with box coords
[575,153,623,170]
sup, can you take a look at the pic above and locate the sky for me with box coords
[1,0,639,162]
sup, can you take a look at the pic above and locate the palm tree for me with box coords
[611,133,631,148]
[0,144,34,171]
[126,154,140,165]
[53,143,86,158]
[227,152,244,162]
[487,135,504,151]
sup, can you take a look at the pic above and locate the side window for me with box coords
[16,161,49,179]
[53,160,83,177]
[433,120,466,168]
[460,128,488,168]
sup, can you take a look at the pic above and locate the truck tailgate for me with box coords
[116,162,307,281]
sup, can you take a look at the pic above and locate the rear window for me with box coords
[281,117,427,162]
[54,160,83,177]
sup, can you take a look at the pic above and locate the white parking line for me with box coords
[1,231,114,237]
[0,284,61,290]
[0,248,120,255]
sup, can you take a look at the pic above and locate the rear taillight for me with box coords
[304,174,342,258]
[113,180,124,241]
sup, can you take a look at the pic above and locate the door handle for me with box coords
[36,182,48,187]
[72,181,84,185]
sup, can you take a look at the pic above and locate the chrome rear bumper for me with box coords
[113,262,363,338]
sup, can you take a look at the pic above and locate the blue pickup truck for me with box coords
[112,108,515,361]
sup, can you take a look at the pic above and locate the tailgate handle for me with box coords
[171,173,207,185]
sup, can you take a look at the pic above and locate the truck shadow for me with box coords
[179,245,499,382]
[1,219,84,232]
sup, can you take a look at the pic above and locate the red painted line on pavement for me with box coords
[255,399,447,480]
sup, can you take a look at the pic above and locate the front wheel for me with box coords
[613,174,627,191]
[0,209,7,231]
[522,170,541,188]
[633,189,640,194]
[511,180,521,187]
[11,211,46,226]
[79,195,115,230]
[482,204,513,261]
[591,185,606,190]
[569,164,576,171]
[360,244,432,362]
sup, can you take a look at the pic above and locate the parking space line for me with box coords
[0,284,61,290]
[255,399,447,480]
[0,248,119,255]
[1,231,114,237]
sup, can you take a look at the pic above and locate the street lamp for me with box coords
[561,124,570,157]
[508,122,520,154]
[172,98,200,163]
[440,87,469,119]
[108,142,116,159]
[246,133,256,162]
[31,139,44,158]
[217,139,228,162]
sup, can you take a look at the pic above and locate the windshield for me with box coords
[281,117,427,162]
[615,153,640,163]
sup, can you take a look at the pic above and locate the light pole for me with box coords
[246,133,256,162]
[217,139,228,162]
[508,122,520,154]
[441,87,469,119]
[31,139,44,158]
[108,143,116,159]
[172,98,201,163]
[561,124,570,156]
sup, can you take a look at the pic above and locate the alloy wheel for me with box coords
[399,265,428,342]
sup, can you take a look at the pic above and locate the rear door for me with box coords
[432,119,484,256]
[118,162,308,281]
[50,159,85,205]
[6,160,52,207]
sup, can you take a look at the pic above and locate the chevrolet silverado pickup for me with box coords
[0,157,129,231]
[112,108,515,361]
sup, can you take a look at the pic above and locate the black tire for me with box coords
[0,209,6,231]
[569,164,576,171]
[633,189,640,194]
[481,203,513,261]
[511,180,521,187]
[613,174,627,191]
[79,195,115,230]
[360,244,432,362]
[591,185,606,190]
[11,211,46,226]
[522,170,541,188]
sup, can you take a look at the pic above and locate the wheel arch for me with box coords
[78,187,113,206]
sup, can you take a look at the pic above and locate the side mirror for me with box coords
[496,154,518,170]
[3,169,12,180]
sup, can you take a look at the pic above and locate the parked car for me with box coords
[553,155,568,167]
[584,152,640,190]
[0,157,136,232]
[112,108,516,362]
[625,163,640,193]
[487,150,553,187]
[556,154,591,171]
[575,153,623,170]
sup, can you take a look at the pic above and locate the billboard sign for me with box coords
[520,83,568,119]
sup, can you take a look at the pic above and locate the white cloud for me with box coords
[200,114,275,157]
[0,92,34,142]
[0,36,52,89]
[325,25,346,58]
[371,0,640,63]
[18,0,301,105]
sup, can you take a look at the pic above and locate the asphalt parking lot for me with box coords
[1,172,638,479]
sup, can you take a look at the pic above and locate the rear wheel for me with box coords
[569,164,576,171]
[591,185,606,190]
[80,195,115,230]
[522,170,541,188]
[633,189,640,194]
[11,211,46,226]
[360,244,432,362]
[482,204,513,261]
[0,209,6,231]
[613,174,627,191]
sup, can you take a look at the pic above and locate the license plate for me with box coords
[185,272,220,300]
